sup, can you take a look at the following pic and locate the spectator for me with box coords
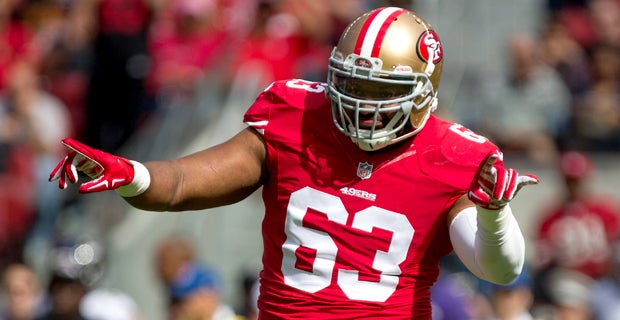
[155,235,196,287]
[483,268,535,320]
[79,288,142,320]
[37,273,87,320]
[0,0,40,269]
[431,253,492,320]
[0,0,37,92]
[588,0,620,49]
[147,0,232,105]
[0,61,73,277]
[0,263,45,320]
[237,260,261,320]
[86,0,156,153]
[246,279,259,320]
[167,263,237,320]
[0,62,40,269]
[154,235,236,320]
[0,140,33,268]
[570,44,620,151]
[540,17,592,98]
[546,0,599,51]
[229,0,354,89]
[475,32,571,164]
[544,268,594,320]
[21,0,96,142]
[35,238,105,320]
[533,151,620,305]
[431,272,480,320]
[589,241,620,320]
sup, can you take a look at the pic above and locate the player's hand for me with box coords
[468,152,539,210]
[49,138,135,193]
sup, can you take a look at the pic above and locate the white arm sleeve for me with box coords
[449,204,525,284]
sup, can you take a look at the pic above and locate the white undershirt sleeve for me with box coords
[115,161,151,198]
[449,204,525,285]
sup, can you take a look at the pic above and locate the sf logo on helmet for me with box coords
[354,58,373,68]
[417,30,443,65]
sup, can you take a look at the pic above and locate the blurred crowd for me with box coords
[463,0,620,164]
[0,0,619,319]
[433,150,620,320]
[438,1,620,315]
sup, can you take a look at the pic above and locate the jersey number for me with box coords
[281,187,414,302]
[449,123,487,143]
[285,79,326,93]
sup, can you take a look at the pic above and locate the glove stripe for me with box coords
[505,169,518,200]
[468,152,539,210]
[494,167,507,200]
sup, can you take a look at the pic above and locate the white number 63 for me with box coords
[281,187,414,302]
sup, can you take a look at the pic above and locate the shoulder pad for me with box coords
[439,123,497,169]
[261,79,327,108]
[417,120,498,188]
[244,79,328,134]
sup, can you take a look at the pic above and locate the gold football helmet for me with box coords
[327,7,444,151]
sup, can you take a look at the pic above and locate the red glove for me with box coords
[49,138,136,194]
[468,152,539,210]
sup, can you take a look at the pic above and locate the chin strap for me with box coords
[430,94,438,112]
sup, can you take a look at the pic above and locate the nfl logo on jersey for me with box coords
[357,162,373,179]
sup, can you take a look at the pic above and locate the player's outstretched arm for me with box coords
[49,127,267,211]
[447,152,539,284]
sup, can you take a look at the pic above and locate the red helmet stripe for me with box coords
[371,9,405,57]
[354,7,406,58]
[354,8,383,55]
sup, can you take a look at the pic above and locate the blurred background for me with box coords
[1,0,620,319]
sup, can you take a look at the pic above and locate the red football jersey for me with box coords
[243,79,498,319]
[535,198,620,278]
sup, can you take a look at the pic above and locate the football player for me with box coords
[50,7,539,319]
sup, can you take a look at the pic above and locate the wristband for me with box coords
[115,161,151,197]
[476,205,514,244]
